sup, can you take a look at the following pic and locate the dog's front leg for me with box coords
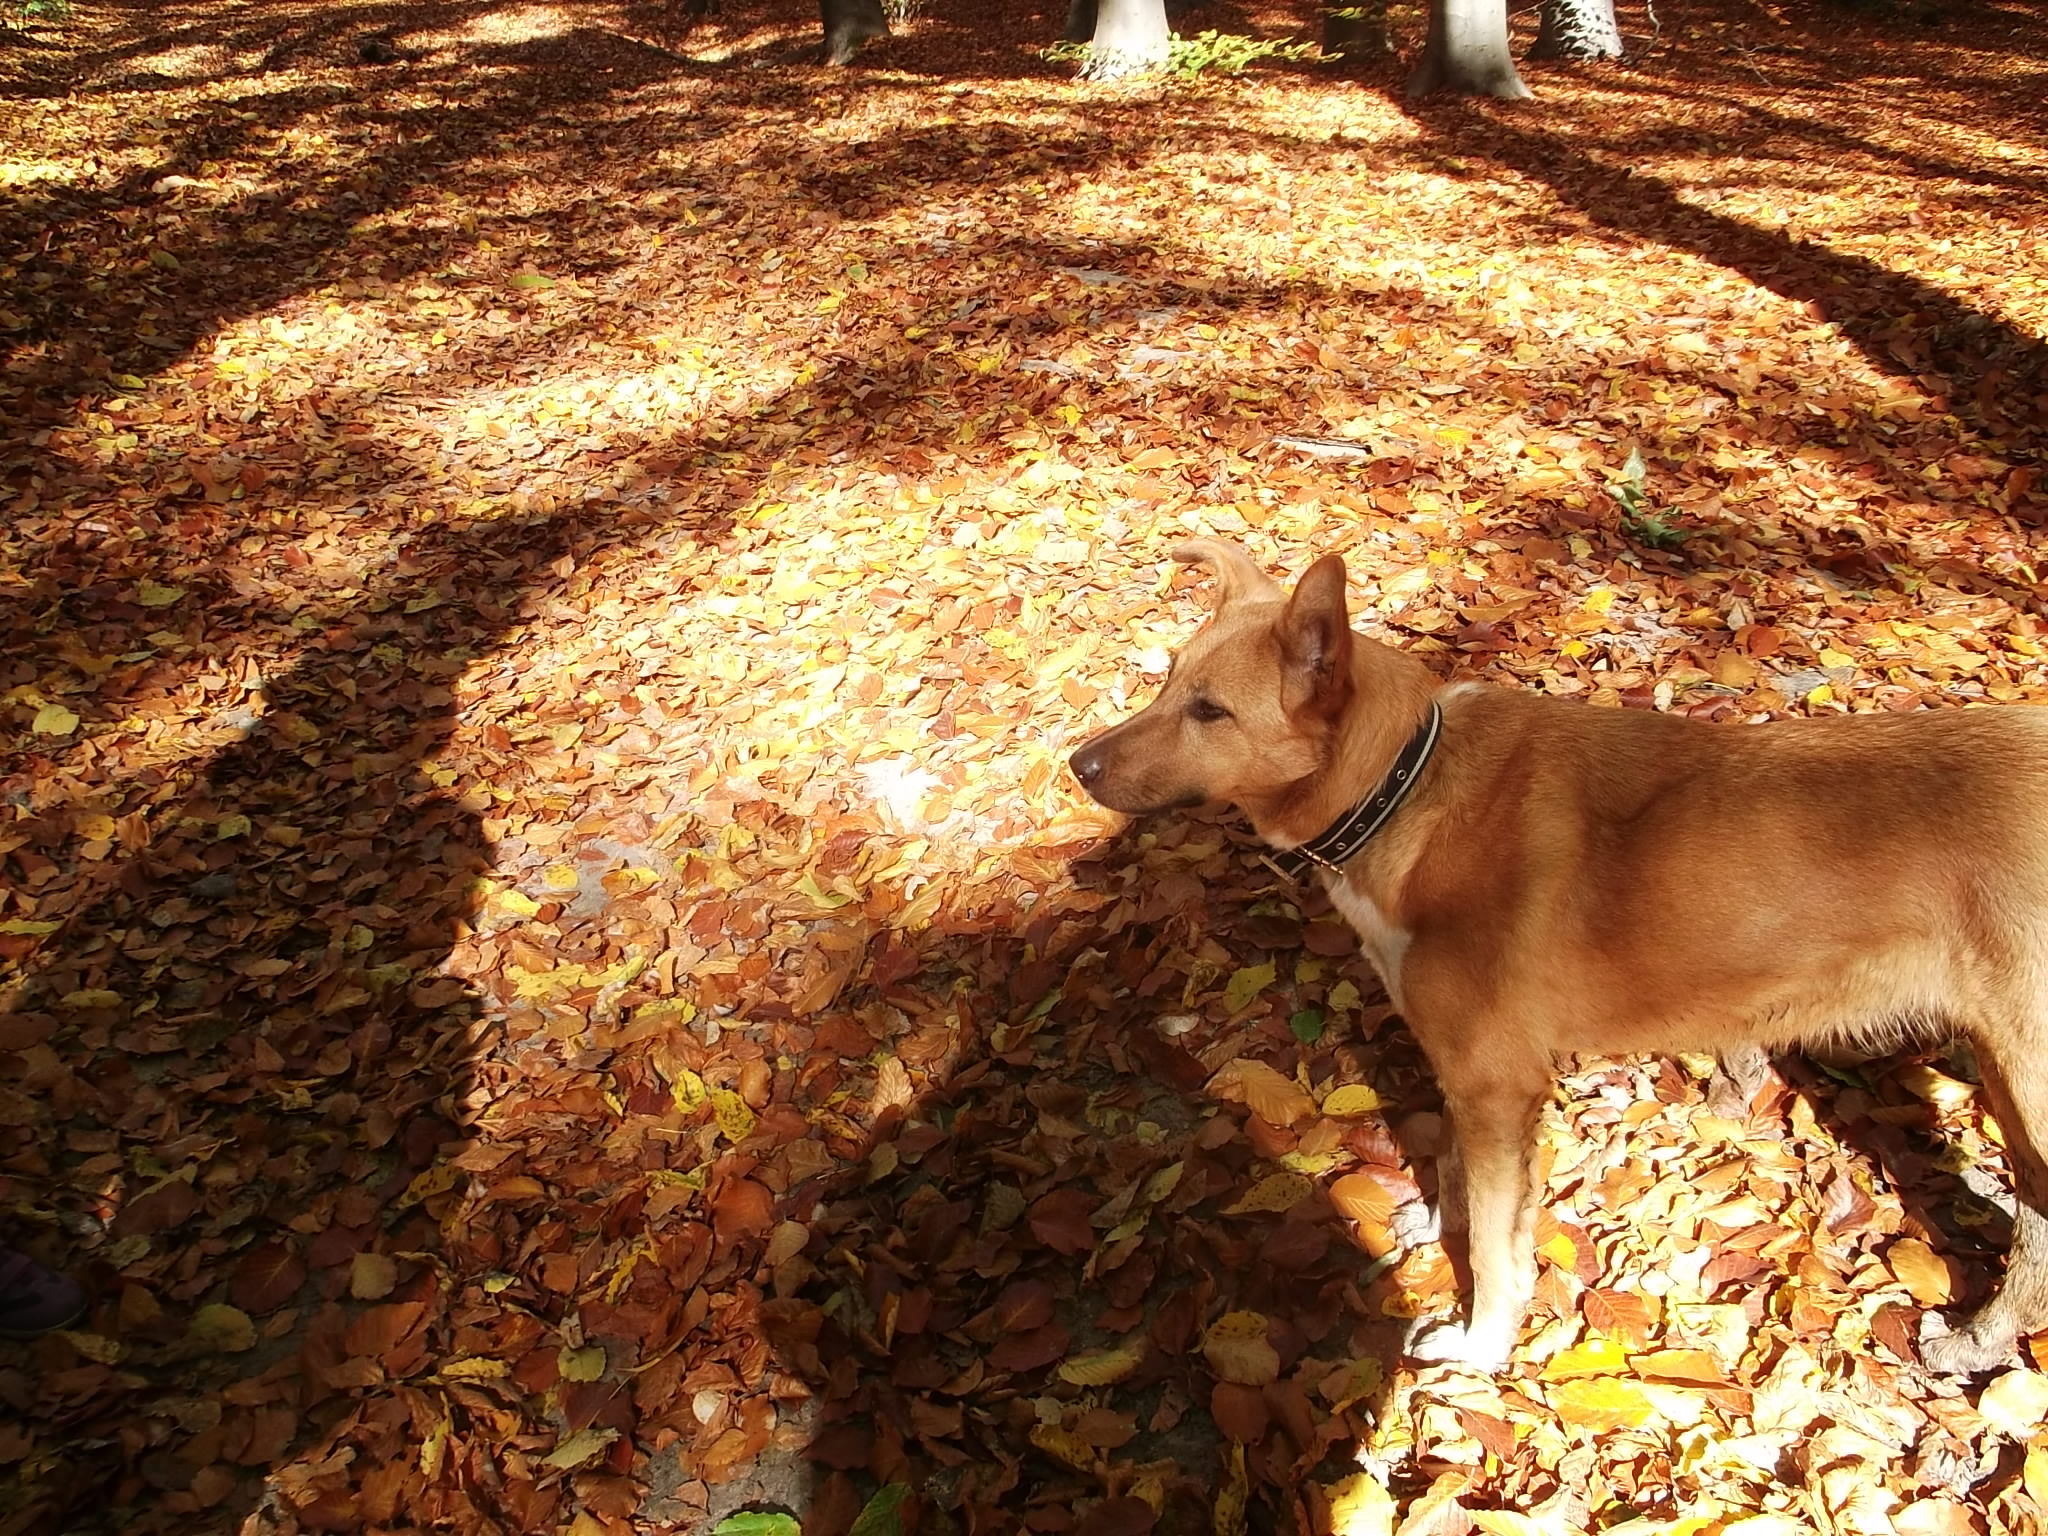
[1409,1057,1548,1372]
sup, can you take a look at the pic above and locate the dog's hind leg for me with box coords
[1409,1044,1549,1372]
[1922,1039,2048,1375]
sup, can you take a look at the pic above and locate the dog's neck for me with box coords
[1250,637,1441,850]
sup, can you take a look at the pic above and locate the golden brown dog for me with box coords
[1069,539,2048,1375]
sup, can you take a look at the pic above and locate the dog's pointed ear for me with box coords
[1280,553,1353,706]
[1172,539,1282,611]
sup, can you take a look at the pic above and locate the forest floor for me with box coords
[4,0,2048,1532]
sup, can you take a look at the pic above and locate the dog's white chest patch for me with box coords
[1326,878,1411,1010]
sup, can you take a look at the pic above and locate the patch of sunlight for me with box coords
[130,44,236,81]
[0,159,80,188]
[450,5,577,44]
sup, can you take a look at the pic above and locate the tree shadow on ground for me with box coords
[1405,97,2048,444]
[0,420,757,1528]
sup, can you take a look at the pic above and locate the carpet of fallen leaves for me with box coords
[4,0,2048,1532]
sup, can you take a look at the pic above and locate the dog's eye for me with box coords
[1186,697,1232,724]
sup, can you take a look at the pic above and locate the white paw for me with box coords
[1391,1201,1442,1247]
[1405,1317,1510,1374]
[1918,1310,2013,1377]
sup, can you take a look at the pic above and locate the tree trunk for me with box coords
[1531,0,1622,58]
[1082,0,1170,80]
[1323,2,1390,59]
[1064,0,1097,42]
[820,0,887,64]
[1407,0,1531,97]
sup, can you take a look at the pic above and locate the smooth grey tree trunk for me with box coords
[1408,0,1532,97]
[820,0,887,64]
[1532,0,1623,59]
[1081,0,1171,80]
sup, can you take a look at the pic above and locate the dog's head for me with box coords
[1067,540,1356,816]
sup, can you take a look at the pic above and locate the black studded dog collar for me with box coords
[1276,701,1442,878]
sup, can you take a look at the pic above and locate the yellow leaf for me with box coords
[1324,1470,1395,1536]
[1538,1229,1578,1269]
[558,1344,607,1383]
[797,870,856,909]
[1541,1337,1630,1380]
[495,888,541,917]
[1805,683,1834,706]
[436,1356,510,1381]
[1058,1345,1144,1386]
[32,702,79,736]
[1327,980,1362,1012]
[1223,962,1276,1012]
[710,1087,756,1145]
[1550,1376,1654,1432]
[508,963,581,998]
[2025,1442,2048,1506]
[1202,1311,1279,1386]
[543,864,581,891]
[1214,1443,1248,1536]
[185,1303,257,1354]
[671,1067,708,1113]
[1279,1148,1347,1176]
[418,1405,451,1479]
[1637,1383,1714,1429]
[1896,1063,1975,1109]
[1317,1357,1383,1411]
[1143,1162,1185,1205]
[542,1426,617,1470]
[1582,587,1616,614]
[1817,648,1856,669]
[215,813,251,839]
[1320,1084,1382,1117]
[1887,1237,1953,1304]
[1978,1369,2048,1438]
[0,919,61,936]
[1207,1058,1316,1126]
[1224,1172,1312,1215]
[135,580,185,608]
[1028,1424,1096,1471]
[396,1163,463,1210]
[58,1331,123,1364]
[1471,1515,1551,1536]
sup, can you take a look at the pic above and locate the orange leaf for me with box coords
[1886,1237,1954,1305]
[1207,1058,1315,1126]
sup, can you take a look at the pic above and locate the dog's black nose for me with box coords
[1069,745,1104,788]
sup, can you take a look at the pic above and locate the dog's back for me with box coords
[1405,687,2048,1063]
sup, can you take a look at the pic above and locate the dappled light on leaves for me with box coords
[2,0,2047,1532]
